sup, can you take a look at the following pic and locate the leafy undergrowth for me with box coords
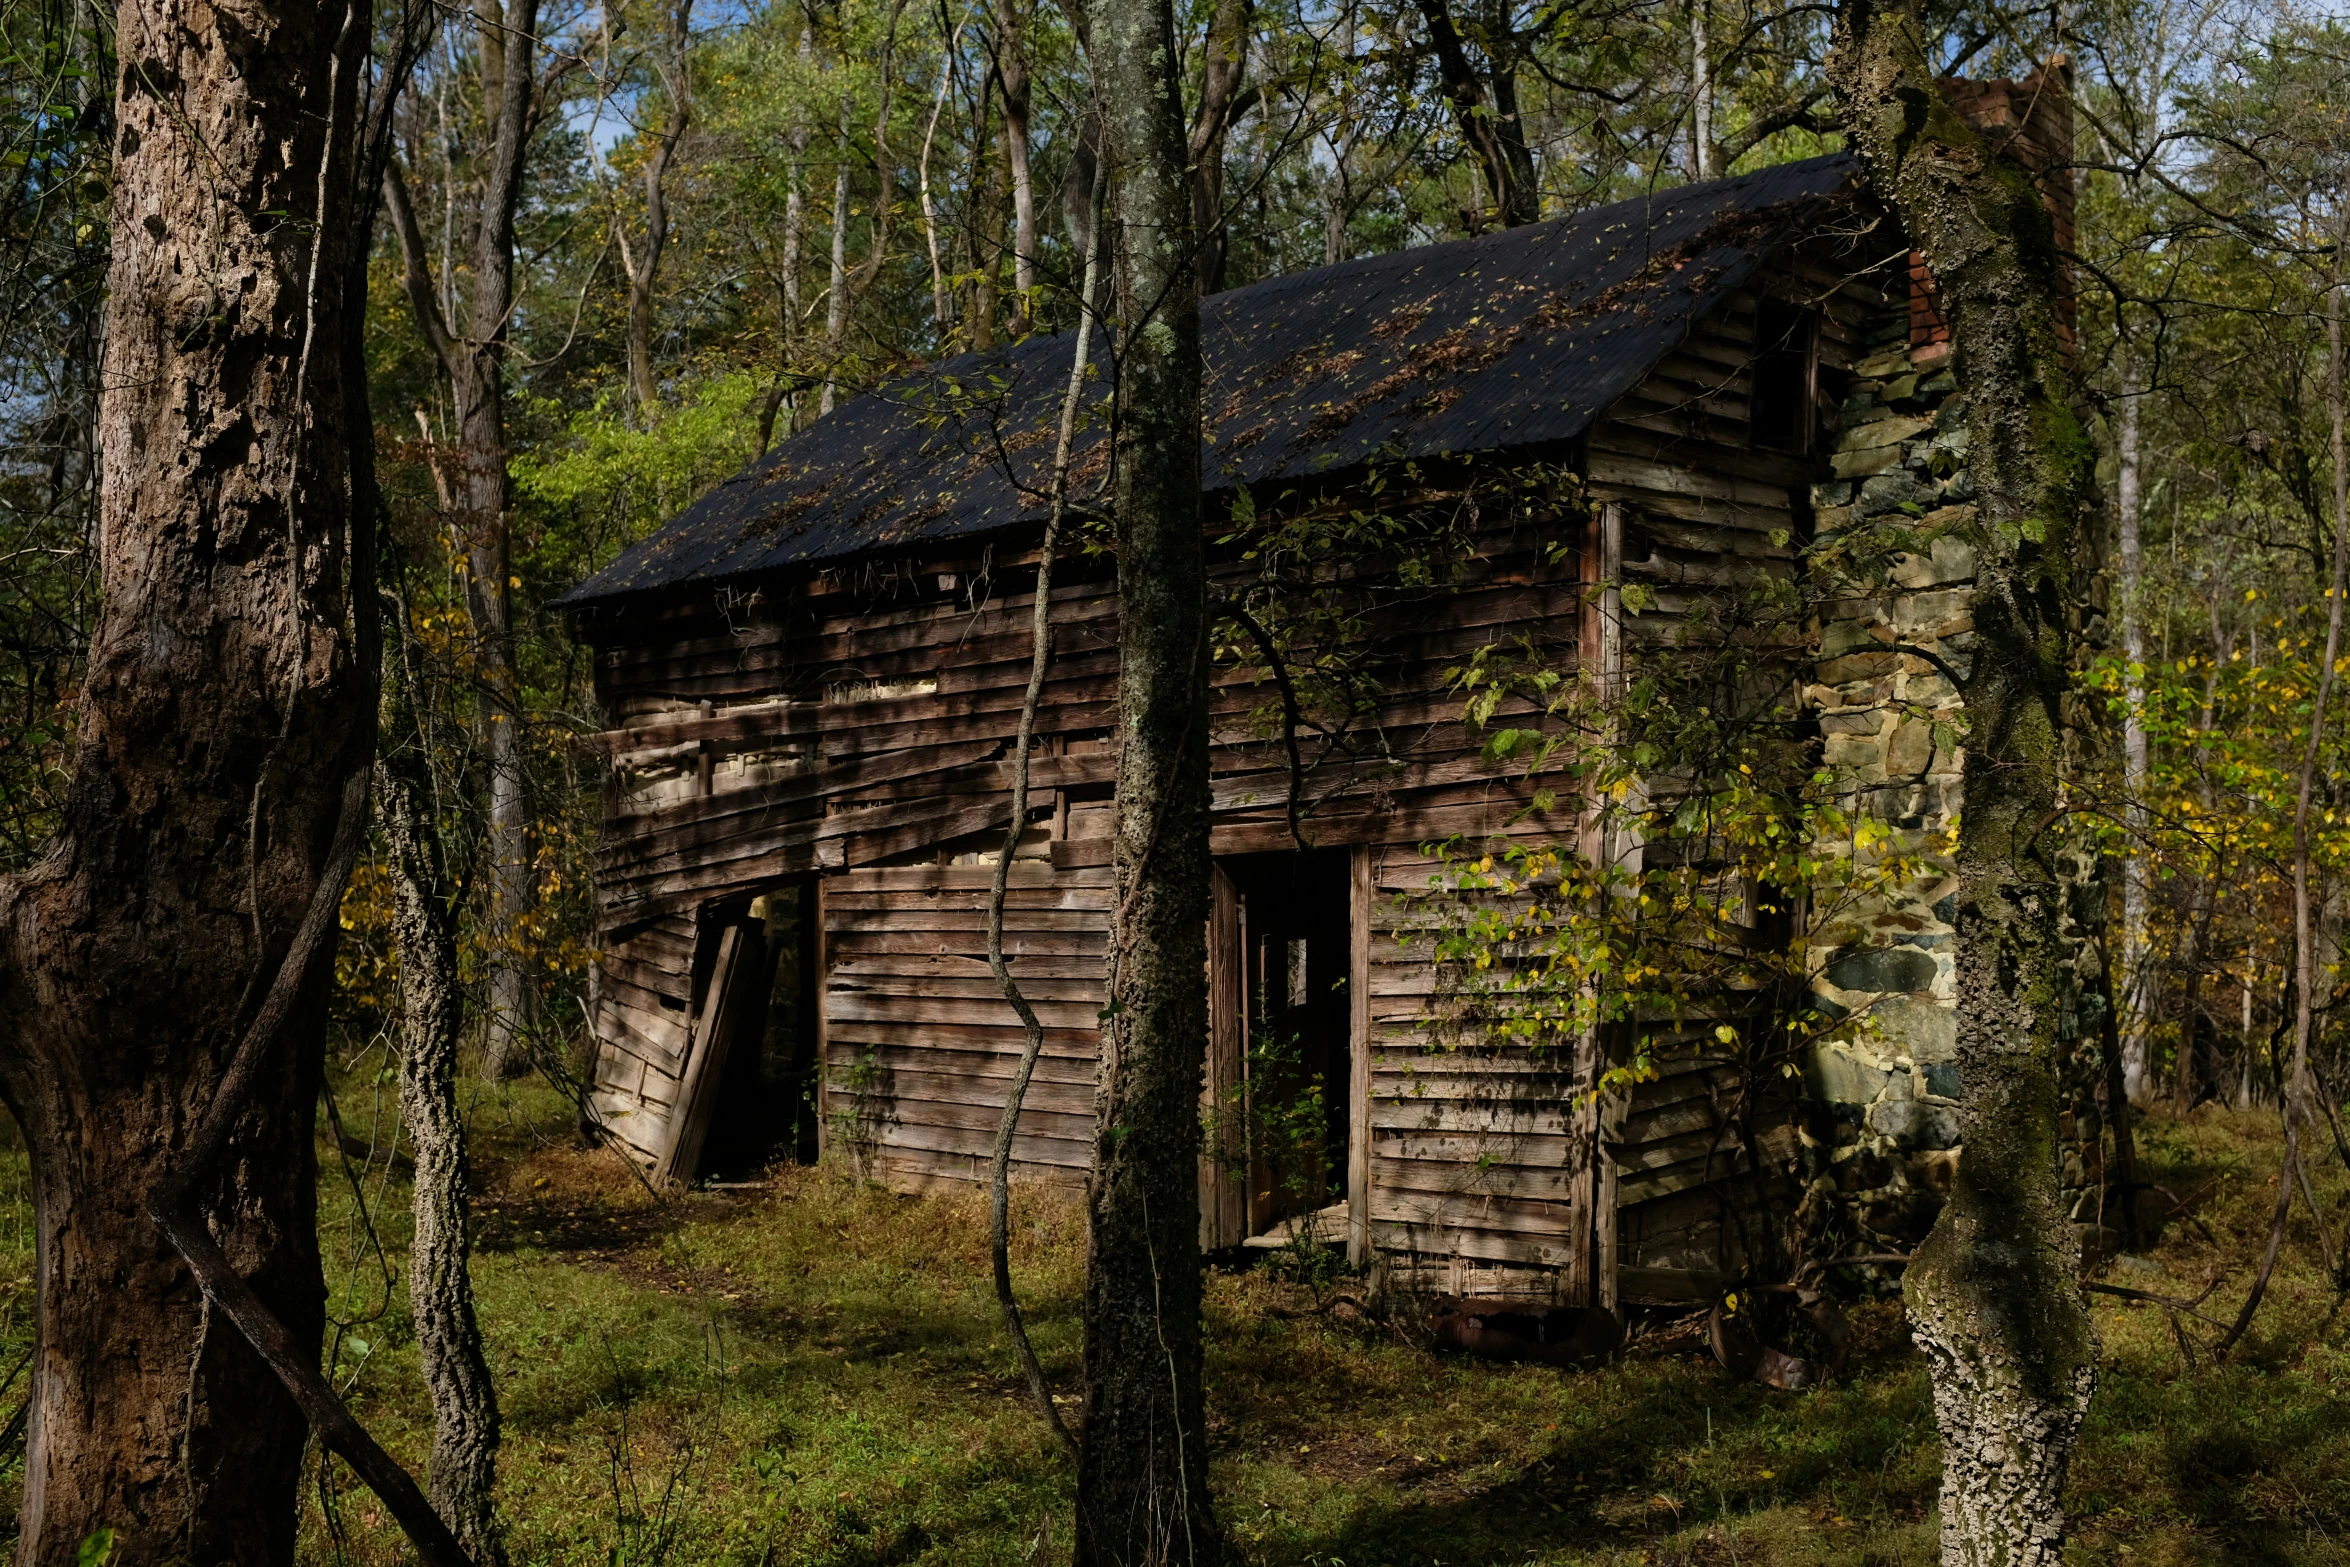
[0,1084,2344,1564]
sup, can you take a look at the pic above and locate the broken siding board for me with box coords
[845,1115,1094,1166]
[869,1154,1090,1190]
[828,958,1106,986]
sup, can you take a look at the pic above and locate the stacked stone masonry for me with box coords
[1801,323,1974,1256]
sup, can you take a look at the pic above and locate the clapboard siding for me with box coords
[574,243,1896,1300]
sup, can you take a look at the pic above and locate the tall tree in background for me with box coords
[2088,0,2220,1108]
[0,0,370,1553]
[1074,0,1222,1555]
[1829,5,2101,1563]
[1412,0,1539,227]
[989,0,1039,329]
[1185,0,1253,292]
[383,0,544,1078]
[620,0,695,413]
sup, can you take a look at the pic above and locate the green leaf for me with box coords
[78,1530,116,1567]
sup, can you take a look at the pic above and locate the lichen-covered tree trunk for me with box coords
[1828,7,2100,1564]
[0,0,366,1555]
[380,666,508,1565]
[1074,0,1223,1555]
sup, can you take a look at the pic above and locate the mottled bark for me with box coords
[0,0,367,1555]
[1074,0,1222,1554]
[1829,9,2099,1565]
[380,656,508,1564]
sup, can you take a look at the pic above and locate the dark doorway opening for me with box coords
[699,882,822,1179]
[1749,299,1820,454]
[1216,850,1353,1240]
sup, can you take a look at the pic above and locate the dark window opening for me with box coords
[1750,300,1819,454]
[699,882,822,1179]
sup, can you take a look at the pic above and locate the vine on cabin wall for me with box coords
[1203,454,1957,1275]
[1213,456,1946,1093]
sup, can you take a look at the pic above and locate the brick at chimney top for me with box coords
[1907,60,2077,360]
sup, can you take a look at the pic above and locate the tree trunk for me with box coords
[2175,607,2226,1116]
[822,89,853,415]
[966,64,1005,350]
[381,650,508,1565]
[1074,0,1222,1555]
[384,0,542,1079]
[623,0,694,414]
[1474,0,1536,213]
[1690,0,1713,177]
[819,1,904,413]
[1184,0,1250,295]
[773,22,812,438]
[352,11,507,1557]
[0,0,367,1555]
[1413,0,1537,228]
[2285,214,2350,1282]
[994,0,1037,327]
[2116,354,2151,1105]
[1829,11,2099,1564]
[468,0,539,1081]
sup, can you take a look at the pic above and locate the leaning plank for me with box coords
[652,923,749,1186]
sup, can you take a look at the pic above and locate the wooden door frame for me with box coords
[1574,499,1626,1311]
[1201,863,1248,1249]
[1347,845,1372,1266]
[1204,852,1367,1255]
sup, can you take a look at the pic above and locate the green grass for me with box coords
[3,1078,2348,1564]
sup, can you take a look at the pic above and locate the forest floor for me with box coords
[0,1080,2345,1564]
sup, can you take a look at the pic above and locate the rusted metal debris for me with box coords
[1707,1285,1853,1390]
[1431,1297,1623,1369]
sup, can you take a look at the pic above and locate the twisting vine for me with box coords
[982,150,1104,1462]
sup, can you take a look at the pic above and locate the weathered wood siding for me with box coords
[579,523,1585,1201]
[1577,250,1895,1300]
[572,242,1898,1302]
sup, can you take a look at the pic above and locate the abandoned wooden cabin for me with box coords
[559,88,2075,1305]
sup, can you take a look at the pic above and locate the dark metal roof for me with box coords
[559,153,1859,607]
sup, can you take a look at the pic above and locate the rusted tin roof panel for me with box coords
[560,154,1857,607]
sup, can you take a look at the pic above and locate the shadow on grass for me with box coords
[1203,1293,1937,1567]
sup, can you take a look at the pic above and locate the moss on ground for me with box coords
[0,1084,2342,1563]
